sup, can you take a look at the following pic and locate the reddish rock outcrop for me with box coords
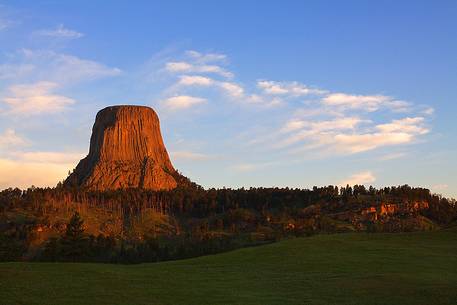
[65,105,178,191]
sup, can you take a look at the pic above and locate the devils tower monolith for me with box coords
[65,105,178,191]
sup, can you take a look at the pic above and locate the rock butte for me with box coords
[65,105,178,191]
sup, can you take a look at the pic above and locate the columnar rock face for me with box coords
[65,105,178,191]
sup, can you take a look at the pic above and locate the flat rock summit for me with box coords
[65,105,178,191]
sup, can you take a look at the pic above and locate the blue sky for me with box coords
[0,1,456,198]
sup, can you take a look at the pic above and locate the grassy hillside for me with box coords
[1,231,456,305]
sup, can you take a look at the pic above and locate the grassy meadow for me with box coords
[1,230,456,305]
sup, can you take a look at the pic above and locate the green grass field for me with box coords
[1,230,456,305]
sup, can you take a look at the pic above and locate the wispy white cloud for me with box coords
[0,129,28,148]
[166,61,233,78]
[281,119,307,133]
[175,75,246,99]
[0,17,11,31]
[0,50,121,116]
[331,132,414,154]
[164,50,232,78]
[286,117,364,133]
[278,117,365,147]
[177,75,215,86]
[0,8,15,31]
[175,74,248,101]
[0,63,35,80]
[322,93,411,112]
[18,49,121,84]
[162,95,207,110]
[219,81,244,97]
[281,116,428,154]
[2,81,75,115]
[257,80,327,96]
[0,49,121,86]
[293,107,344,118]
[339,171,376,186]
[378,152,407,161]
[36,24,84,39]
[376,117,428,135]
[422,107,435,115]
[185,50,227,63]
[245,95,283,107]
[164,52,308,108]
[165,62,192,72]
[157,50,434,168]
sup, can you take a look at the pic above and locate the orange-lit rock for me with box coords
[380,203,396,216]
[358,201,430,222]
[65,105,178,191]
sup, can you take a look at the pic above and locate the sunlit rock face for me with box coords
[65,105,177,191]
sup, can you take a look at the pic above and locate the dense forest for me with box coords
[1,180,456,264]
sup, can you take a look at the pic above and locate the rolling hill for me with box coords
[1,230,456,305]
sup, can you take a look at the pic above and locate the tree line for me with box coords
[0,183,455,263]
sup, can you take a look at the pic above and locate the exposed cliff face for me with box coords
[65,105,178,191]
[326,201,429,223]
[360,201,430,221]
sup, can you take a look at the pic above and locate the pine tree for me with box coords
[65,212,85,241]
[61,212,88,261]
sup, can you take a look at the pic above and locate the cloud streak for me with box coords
[257,80,327,96]
[0,18,11,31]
[160,50,433,164]
[36,24,84,39]
[164,54,284,108]
[0,129,28,148]
[339,171,376,186]
[322,93,411,112]
[165,61,233,78]
[185,50,227,63]
[0,49,121,85]
[283,116,429,154]
[162,95,207,110]
[177,75,214,86]
[2,82,75,115]
[0,50,122,116]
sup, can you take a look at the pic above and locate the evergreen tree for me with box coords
[61,212,88,261]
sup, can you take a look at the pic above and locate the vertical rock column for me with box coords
[65,105,178,191]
